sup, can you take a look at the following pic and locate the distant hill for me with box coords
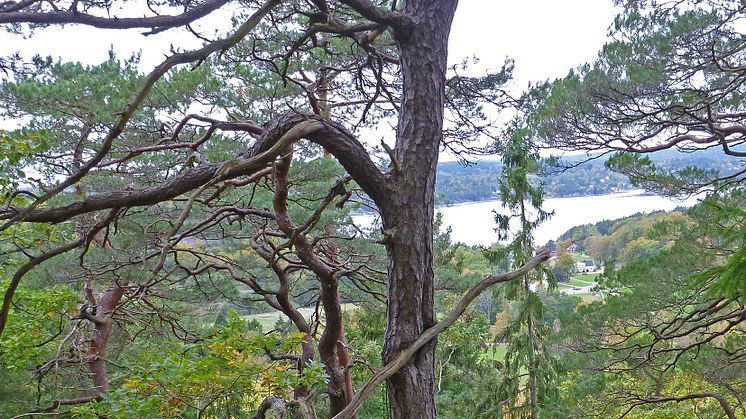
[435,148,742,205]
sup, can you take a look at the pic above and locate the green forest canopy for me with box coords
[0,0,744,418]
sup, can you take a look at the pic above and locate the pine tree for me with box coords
[493,124,557,418]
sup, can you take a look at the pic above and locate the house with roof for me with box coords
[576,260,596,273]
[567,243,578,252]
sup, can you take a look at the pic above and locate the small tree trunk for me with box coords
[273,148,353,418]
[87,286,125,394]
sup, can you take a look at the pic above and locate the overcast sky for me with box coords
[1,1,617,84]
[451,1,617,87]
[0,0,618,156]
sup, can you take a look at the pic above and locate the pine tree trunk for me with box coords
[88,287,124,394]
[382,2,458,417]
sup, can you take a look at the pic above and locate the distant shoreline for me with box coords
[355,189,697,219]
[355,189,660,217]
[436,188,650,209]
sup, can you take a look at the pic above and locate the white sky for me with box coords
[1,1,617,83]
[0,0,618,151]
[450,0,616,88]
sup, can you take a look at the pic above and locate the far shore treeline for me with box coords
[436,147,742,204]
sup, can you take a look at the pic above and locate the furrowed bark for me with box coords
[379,1,458,417]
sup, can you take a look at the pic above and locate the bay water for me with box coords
[353,190,701,247]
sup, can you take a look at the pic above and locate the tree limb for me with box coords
[332,248,551,419]
[9,395,102,419]
[0,0,281,232]
[0,209,119,339]
[337,0,412,35]
[0,0,230,33]
[622,392,737,419]
[1,113,386,224]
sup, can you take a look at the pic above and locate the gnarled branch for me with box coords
[1,113,386,224]
[332,248,551,419]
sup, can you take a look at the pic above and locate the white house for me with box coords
[576,260,596,273]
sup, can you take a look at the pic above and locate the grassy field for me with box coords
[566,277,595,287]
[570,252,591,261]
[557,272,604,305]
[243,303,357,332]
[482,344,508,361]
[578,293,604,304]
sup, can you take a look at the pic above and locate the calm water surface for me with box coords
[354,190,701,246]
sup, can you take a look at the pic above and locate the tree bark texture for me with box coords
[381,2,458,418]
[87,287,125,394]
